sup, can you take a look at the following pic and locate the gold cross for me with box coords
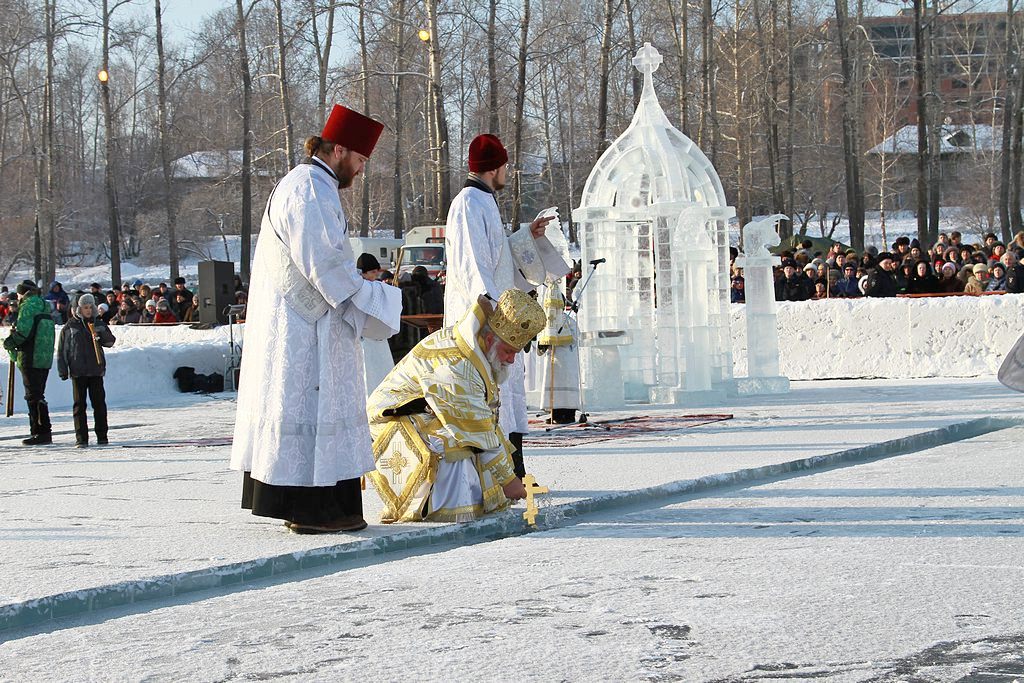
[383,446,408,486]
[522,474,550,527]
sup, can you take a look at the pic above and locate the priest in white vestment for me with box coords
[443,133,570,480]
[366,290,545,522]
[231,105,402,534]
[537,281,580,424]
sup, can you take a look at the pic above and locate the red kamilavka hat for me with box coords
[468,134,508,173]
[321,105,384,158]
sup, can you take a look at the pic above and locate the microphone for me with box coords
[589,258,606,266]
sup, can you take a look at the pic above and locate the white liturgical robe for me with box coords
[443,185,567,435]
[230,158,402,487]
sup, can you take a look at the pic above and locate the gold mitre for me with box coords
[487,289,545,351]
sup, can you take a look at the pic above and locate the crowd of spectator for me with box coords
[0,275,252,327]
[729,230,1024,303]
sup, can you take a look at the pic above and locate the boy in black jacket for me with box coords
[57,294,116,447]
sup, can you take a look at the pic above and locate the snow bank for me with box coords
[731,293,1024,380]
[33,325,240,411]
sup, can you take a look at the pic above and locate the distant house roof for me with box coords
[867,124,1001,155]
[170,150,271,180]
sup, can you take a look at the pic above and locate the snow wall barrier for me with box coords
[31,324,240,411]
[731,293,1024,380]
[8,293,1022,411]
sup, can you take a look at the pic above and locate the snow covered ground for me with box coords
[0,377,1021,609]
[1,418,1020,681]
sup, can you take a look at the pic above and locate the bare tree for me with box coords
[236,0,254,282]
[274,0,296,166]
[154,0,179,280]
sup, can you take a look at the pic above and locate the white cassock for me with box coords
[537,284,581,413]
[362,338,394,397]
[231,158,402,486]
[443,185,569,435]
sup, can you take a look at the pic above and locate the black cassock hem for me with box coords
[241,472,363,525]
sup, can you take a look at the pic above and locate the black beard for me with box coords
[338,173,354,189]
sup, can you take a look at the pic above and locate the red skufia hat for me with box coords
[321,105,384,158]
[468,134,508,173]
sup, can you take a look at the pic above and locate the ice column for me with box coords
[734,215,790,394]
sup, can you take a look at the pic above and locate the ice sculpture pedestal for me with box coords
[733,215,790,396]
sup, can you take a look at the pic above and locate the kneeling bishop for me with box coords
[366,289,545,522]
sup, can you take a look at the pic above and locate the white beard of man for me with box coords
[486,344,511,385]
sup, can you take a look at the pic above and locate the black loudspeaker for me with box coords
[198,260,236,325]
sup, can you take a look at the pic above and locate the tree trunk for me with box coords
[1012,49,1024,232]
[623,0,641,109]
[510,0,531,231]
[597,0,615,153]
[913,0,929,243]
[701,0,719,164]
[236,0,253,283]
[425,0,451,221]
[155,0,178,281]
[310,0,335,119]
[392,0,406,239]
[925,0,942,244]
[43,0,56,283]
[274,0,295,167]
[782,0,795,240]
[487,0,499,133]
[834,0,864,251]
[358,0,371,236]
[999,0,1016,241]
[101,0,121,287]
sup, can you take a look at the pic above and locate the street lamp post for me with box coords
[99,7,121,287]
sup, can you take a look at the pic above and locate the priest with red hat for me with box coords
[443,134,571,482]
[231,105,403,534]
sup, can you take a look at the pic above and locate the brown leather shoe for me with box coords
[289,516,367,534]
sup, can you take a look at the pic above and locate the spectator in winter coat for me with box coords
[730,275,745,303]
[140,299,157,323]
[775,261,811,301]
[965,264,990,294]
[3,281,56,445]
[57,294,115,447]
[111,299,143,325]
[156,282,173,302]
[986,263,1007,291]
[173,290,192,321]
[182,295,200,323]
[864,253,899,297]
[907,261,939,294]
[153,299,178,323]
[172,277,193,313]
[1002,251,1024,293]
[936,262,964,293]
[833,264,861,297]
[44,281,71,323]
[105,291,118,311]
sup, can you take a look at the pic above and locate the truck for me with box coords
[349,237,403,270]
[403,224,445,245]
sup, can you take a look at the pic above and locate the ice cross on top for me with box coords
[632,42,662,76]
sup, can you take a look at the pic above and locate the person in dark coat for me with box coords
[171,277,193,317]
[411,265,444,313]
[937,262,964,293]
[907,261,939,294]
[775,261,810,301]
[57,294,116,447]
[833,264,861,297]
[44,281,71,323]
[864,252,899,297]
[1002,251,1024,293]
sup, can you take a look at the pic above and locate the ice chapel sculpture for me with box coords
[572,43,737,407]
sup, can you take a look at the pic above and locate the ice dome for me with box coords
[572,43,737,408]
